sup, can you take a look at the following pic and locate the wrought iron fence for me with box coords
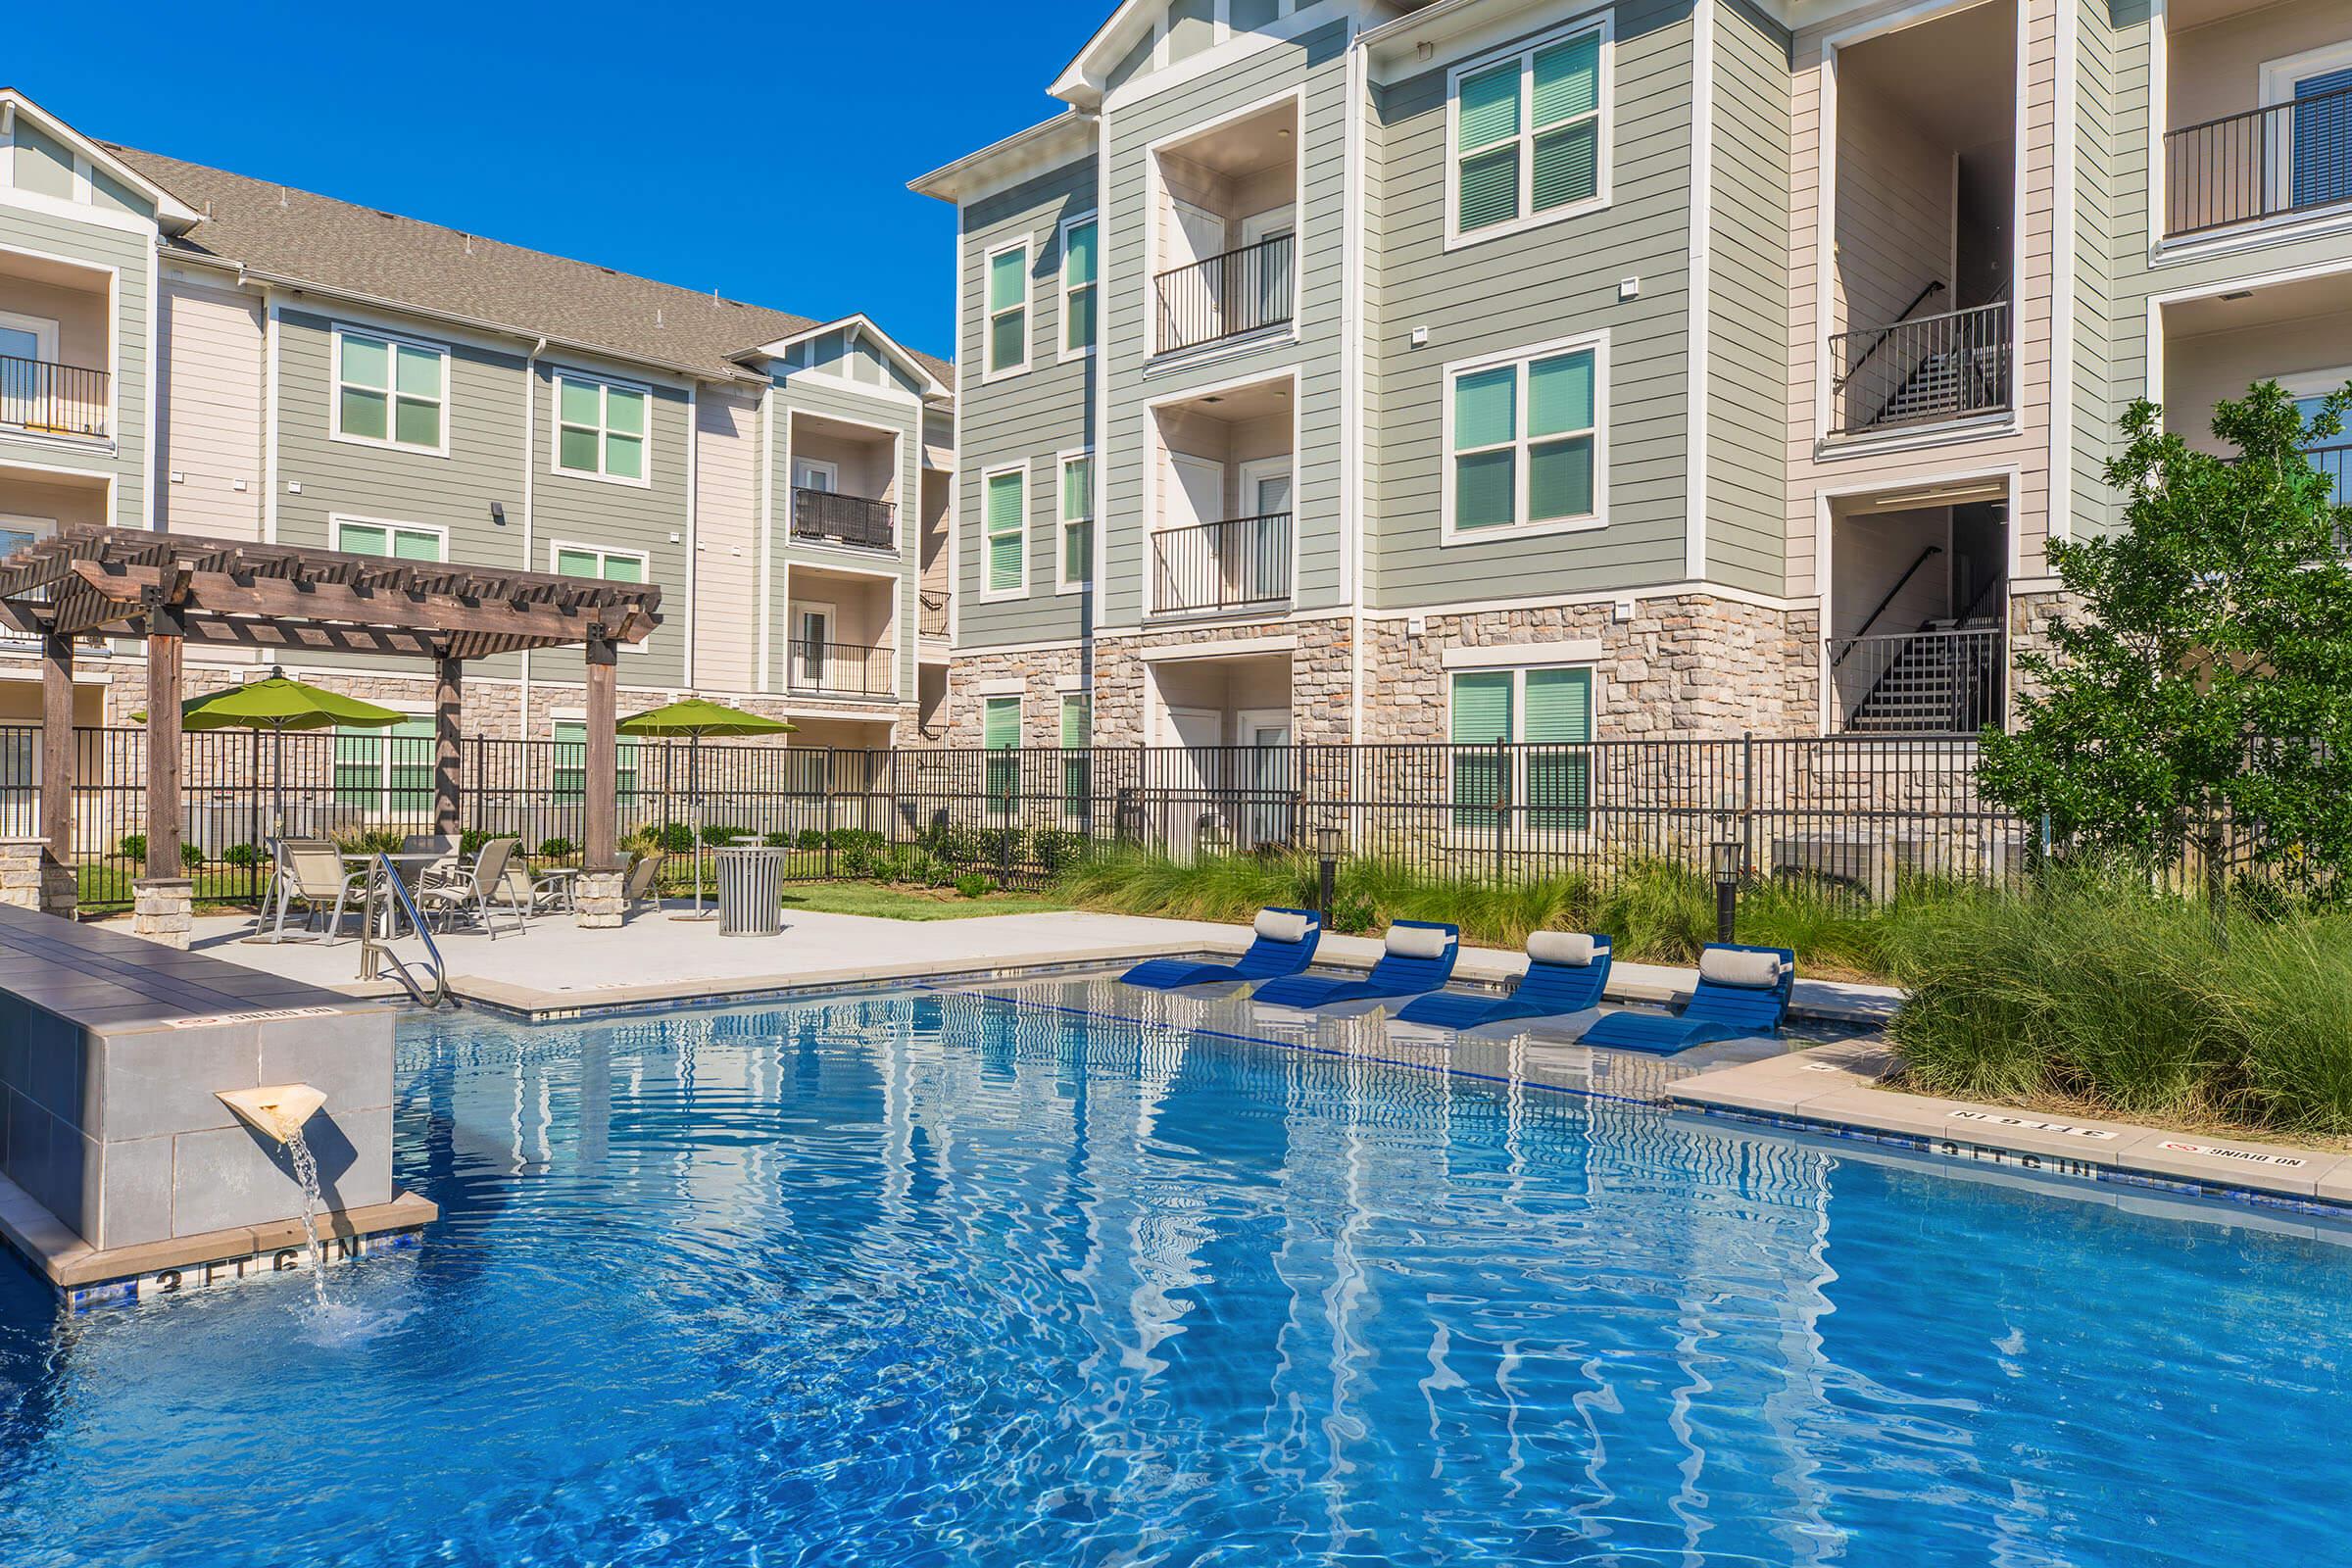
[1153,233,1295,355]
[1151,513,1292,615]
[2164,80,2352,237]
[1828,301,2012,435]
[790,487,896,550]
[0,355,110,439]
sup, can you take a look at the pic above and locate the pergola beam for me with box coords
[70,562,654,649]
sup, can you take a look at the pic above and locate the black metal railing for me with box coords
[2165,80,2352,237]
[2309,440,2352,508]
[1151,513,1292,615]
[786,638,894,699]
[792,488,896,551]
[0,355,109,439]
[1153,232,1296,355]
[1827,627,2004,735]
[1828,301,2012,435]
[918,591,951,639]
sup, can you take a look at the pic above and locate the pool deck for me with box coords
[168,903,1904,1026]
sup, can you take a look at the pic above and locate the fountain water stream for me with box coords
[216,1085,335,1308]
[281,1124,331,1310]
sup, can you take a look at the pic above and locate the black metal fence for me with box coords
[5,727,2041,910]
[2164,79,2352,237]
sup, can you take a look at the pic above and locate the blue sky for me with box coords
[9,0,1113,362]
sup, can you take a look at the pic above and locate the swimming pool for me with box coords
[0,977,2344,1565]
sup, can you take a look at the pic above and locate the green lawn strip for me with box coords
[778,883,1068,921]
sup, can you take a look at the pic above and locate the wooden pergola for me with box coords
[0,525,662,880]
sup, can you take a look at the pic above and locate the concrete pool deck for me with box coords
[167,903,1905,1025]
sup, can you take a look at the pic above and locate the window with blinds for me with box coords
[1059,454,1094,589]
[1060,694,1092,818]
[1060,218,1098,357]
[984,695,1021,812]
[984,467,1027,595]
[551,718,640,805]
[1449,338,1602,536]
[555,374,649,482]
[1447,666,1593,831]
[987,241,1029,375]
[334,518,443,563]
[334,327,444,452]
[334,716,435,816]
[1451,22,1607,242]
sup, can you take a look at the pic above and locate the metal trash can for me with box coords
[714,846,785,937]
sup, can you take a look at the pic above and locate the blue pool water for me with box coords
[0,981,2346,1566]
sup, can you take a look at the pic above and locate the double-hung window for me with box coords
[983,466,1027,596]
[1058,453,1094,589]
[1060,217,1099,357]
[1448,336,1604,537]
[334,715,435,817]
[334,328,445,452]
[551,718,640,807]
[1060,694,1092,820]
[1451,21,1607,242]
[983,695,1022,812]
[555,374,649,482]
[987,240,1030,376]
[552,543,647,584]
[334,516,444,563]
[1449,666,1593,831]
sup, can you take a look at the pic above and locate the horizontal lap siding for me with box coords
[956,158,1098,649]
[693,386,761,693]
[772,374,923,701]
[0,209,150,523]
[1101,21,1355,625]
[157,277,265,538]
[1370,0,1698,608]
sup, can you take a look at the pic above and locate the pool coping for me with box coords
[1668,1043,2352,1214]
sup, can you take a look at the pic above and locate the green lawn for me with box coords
[777,883,1069,921]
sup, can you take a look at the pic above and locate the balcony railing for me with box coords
[1827,626,2004,735]
[1153,233,1295,356]
[1828,301,2013,436]
[2165,81,2352,238]
[0,355,109,439]
[2311,441,2352,508]
[918,591,951,639]
[792,487,896,551]
[785,639,895,700]
[1151,513,1292,616]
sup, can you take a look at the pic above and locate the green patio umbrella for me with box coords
[618,699,795,919]
[137,668,407,842]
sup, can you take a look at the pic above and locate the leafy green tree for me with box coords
[1980,381,2352,888]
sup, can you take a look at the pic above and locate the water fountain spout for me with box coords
[215,1085,327,1145]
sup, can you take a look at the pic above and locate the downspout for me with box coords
[1344,28,1369,747]
[684,382,699,691]
[519,336,544,735]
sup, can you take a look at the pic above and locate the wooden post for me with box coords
[144,598,185,879]
[433,653,464,840]
[40,633,73,874]
[584,632,618,870]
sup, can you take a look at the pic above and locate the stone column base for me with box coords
[130,878,194,950]
[573,868,626,930]
[0,839,46,913]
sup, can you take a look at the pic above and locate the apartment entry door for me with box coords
[1238,709,1294,849]
[1164,706,1224,861]
[792,605,833,692]
[1235,458,1292,604]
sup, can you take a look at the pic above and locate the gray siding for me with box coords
[1100,19,1355,624]
[1368,0,1700,609]
[1704,0,1792,595]
[0,205,152,526]
[955,156,1100,649]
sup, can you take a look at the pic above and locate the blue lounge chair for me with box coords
[1120,907,1322,990]
[1251,920,1460,1009]
[1396,932,1613,1029]
[1578,943,1795,1054]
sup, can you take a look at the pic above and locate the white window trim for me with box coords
[2258,40,2352,219]
[1444,13,1614,252]
[2279,364,2352,400]
[1057,211,1100,364]
[330,512,449,563]
[549,368,654,489]
[331,706,434,819]
[1443,662,1602,843]
[978,460,1030,602]
[1440,329,1610,546]
[547,538,654,654]
[981,236,1032,382]
[1055,448,1095,595]
[328,322,451,458]
[0,308,60,365]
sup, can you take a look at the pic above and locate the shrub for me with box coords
[795,829,825,851]
[1032,829,1088,873]
[220,843,262,869]
[954,872,992,900]
[118,834,144,862]
[762,831,791,848]
[181,843,206,870]
[1330,892,1376,934]
[334,827,406,858]
[536,837,575,860]
[702,824,748,849]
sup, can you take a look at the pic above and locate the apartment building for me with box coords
[0,88,955,757]
[912,0,2352,758]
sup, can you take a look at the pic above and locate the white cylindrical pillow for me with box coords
[1525,931,1595,966]
[1253,909,1311,944]
[1384,924,1451,959]
[1697,947,1785,989]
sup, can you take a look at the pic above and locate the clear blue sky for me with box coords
[9,1,1112,363]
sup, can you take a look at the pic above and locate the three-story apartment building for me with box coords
[0,89,955,758]
[914,0,2352,759]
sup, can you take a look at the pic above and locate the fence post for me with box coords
[823,749,835,882]
[1492,737,1510,886]
[1740,731,1756,884]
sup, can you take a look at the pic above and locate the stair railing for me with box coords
[358,853,451,1008]
[1830,545,1943,669]
[1834,278,1946,395]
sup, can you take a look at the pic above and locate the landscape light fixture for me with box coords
[1316,824,1342,926]
[1709,837,1743,945]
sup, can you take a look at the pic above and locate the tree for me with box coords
[1979,380,2352,890]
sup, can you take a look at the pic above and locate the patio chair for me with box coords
[1121,907,1322,990]
[1251,920,1460,1010]
[258,839,368,942]
[498,858,577,918]
[417,836,527,938]
[401,833,465,894]
[1577,943,1796,1054]
[1396,932,1614,1030]
[619,853,663,922]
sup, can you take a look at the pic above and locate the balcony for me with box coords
[1153,234,1296,356]
[0,356,108,440]
[785,638,895,700]
[2165,68,2352,237]
[792,488,896,552]
[1828,301,2013,437]
[1827,626,2004,735]
[1151,513,1292,616]
[2312,440,2352,506]
[918,590,951,640]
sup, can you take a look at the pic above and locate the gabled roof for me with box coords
[741,314,954,399]
[0,88,203,229]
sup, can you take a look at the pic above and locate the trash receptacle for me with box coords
[714,846,784,936]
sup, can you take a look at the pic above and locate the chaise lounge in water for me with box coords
[1120,907,1323,990]
[1394,931,1614,1030]
[1251,920,1460,1009]
[1577,942,1796,1054]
